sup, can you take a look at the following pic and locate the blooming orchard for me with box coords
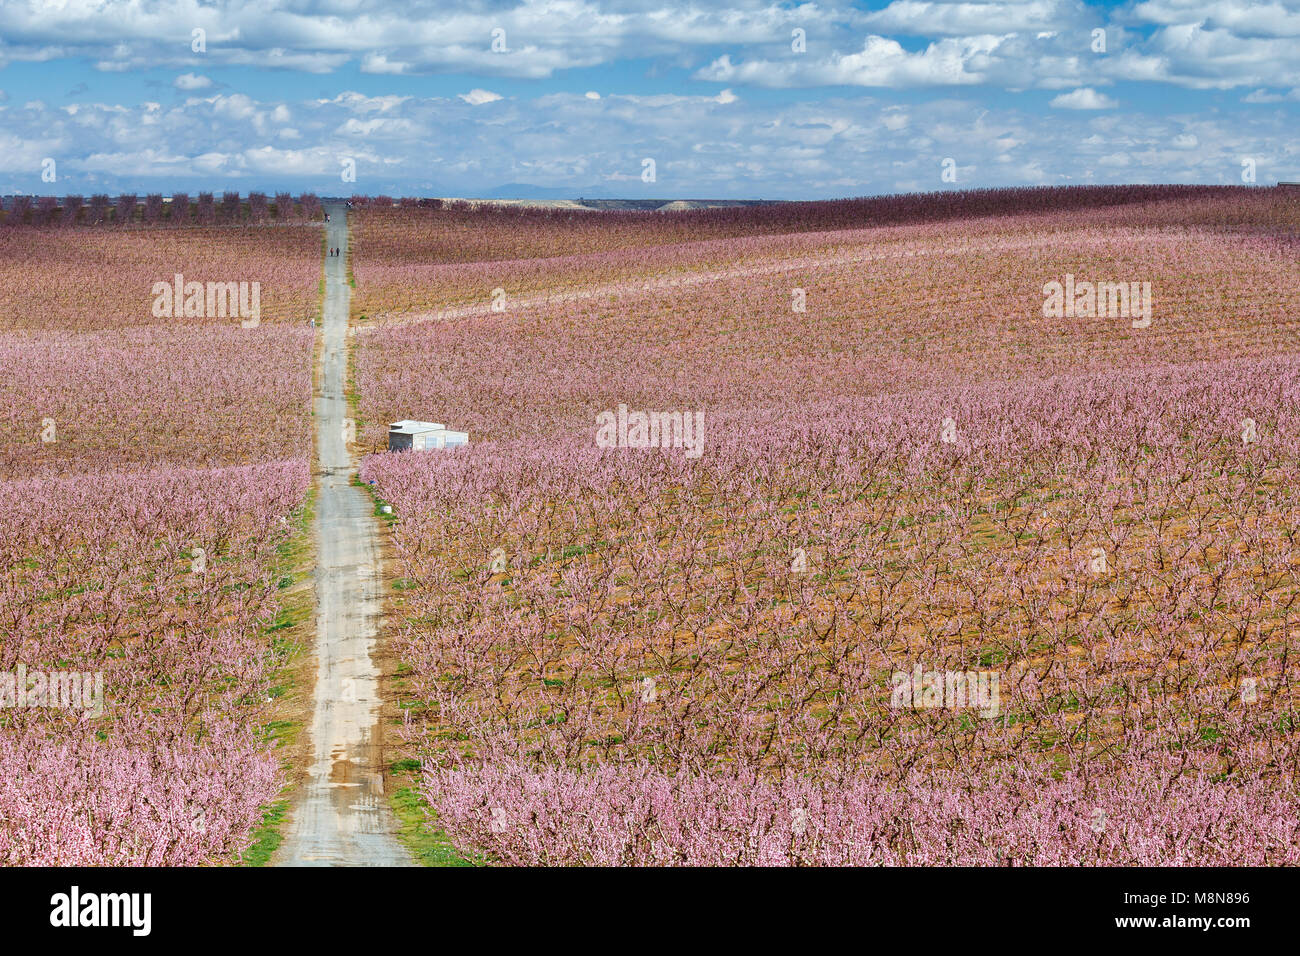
[0,203,318,864]
[355,186,1300,865]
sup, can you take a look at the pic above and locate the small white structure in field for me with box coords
[388,420,469,452]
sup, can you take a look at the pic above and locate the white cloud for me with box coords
[173,73,211,90]
[1119,22,1300,89]
[697,35,1009,88]
[882,108,910,131]
[317,92,410,113]
[1131,0,1300,38]
[1243,88,1287,102]
[209,93,258,121]
[865,0,1081,36]
[360,53,412,75]
[1050,87,1118,108]
[459,89,503,106]
[337,117,418,137]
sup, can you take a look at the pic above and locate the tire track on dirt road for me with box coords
[274,203,414,867]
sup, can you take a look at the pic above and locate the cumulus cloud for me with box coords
[459,89,503,105]
[698,34,1009,88]
[173,73,211,90]
[1050,86,1118,108]
[316,92,410,113]
[1243,88,1288,102]
[864,0,1083,36]
[1130,0,1300,37]
[360,53,412,75]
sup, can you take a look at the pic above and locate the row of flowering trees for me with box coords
[1,192,322,226]
[0,224,324,330]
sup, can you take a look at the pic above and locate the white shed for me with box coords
[388,420,469,452]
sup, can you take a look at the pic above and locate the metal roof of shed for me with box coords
[389,420,446,434]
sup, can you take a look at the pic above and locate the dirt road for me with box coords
[274,203,414,867]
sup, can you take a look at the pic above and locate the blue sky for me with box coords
[0,0,1296,198]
